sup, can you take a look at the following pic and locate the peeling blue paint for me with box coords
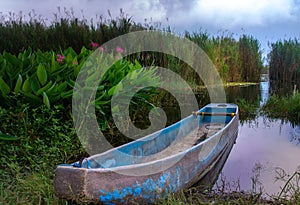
[99,172,173,204]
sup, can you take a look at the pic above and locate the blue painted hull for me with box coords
[54,103,239,204]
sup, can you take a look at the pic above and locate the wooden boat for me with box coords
[54,103,239,204]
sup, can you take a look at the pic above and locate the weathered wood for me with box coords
[54,103,239,204]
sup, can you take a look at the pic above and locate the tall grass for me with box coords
[0,8,138,54]
[0,9,263,84]
[268,39,300,94]
[185,32,263,83]
[262,92,300,124]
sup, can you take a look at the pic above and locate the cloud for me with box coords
[129,0,167,22]
[1,0,299,29]
[166,0,300,31]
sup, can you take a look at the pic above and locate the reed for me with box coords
[0,9,262,85]
[262,92,300,124]
[0,8,137,54]
[268,39,300,94]
[185,32,263,83]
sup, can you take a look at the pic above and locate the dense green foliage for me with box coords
[0,48,160,204]
[0,47,89,108]
[0,47,160,134]
[0,105,83,204]
[262,92,300,125]
[269,39,300,93]
[0,11,263,84]
[0,10,299,205]
[185,33,263,82]
[0,9,138,54]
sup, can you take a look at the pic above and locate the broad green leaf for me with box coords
[108,86,116,96]
[97,85,105,91]
[130,70,137,80]
[31,77,40,94]
[0,77,10,95]
[51,52,56,72]
[14,74,23,93]
[65,47,77,57]
[111,105,119,113]
[0,133,18,141]
[43,92,50,109]
[66,78,75,87]
[22,78,31,93]
[95,99,110,105]
[36,50,48,62]
[36,81,53,95]
[134,60,142,68]
[60,90,73,98]
[37,64,47,85]
[45,82,57,94]
[57,82,67,92]
[66,53,73,63]
[74,60,84,76]
[23,92,41,101]
[3,51,22,69]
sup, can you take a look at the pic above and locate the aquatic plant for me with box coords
[0,9,263,85]
[262,92,300,124]
[268,39,300,94]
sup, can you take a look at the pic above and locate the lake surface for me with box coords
[216,117,300,196]
[213,81,300,196]
[150,79,299,196]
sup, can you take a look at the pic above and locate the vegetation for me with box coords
[0,105,82,204]
[0,10,263,85]
[185,32,263,83]
[0,46,161,203]
[0,8,139,54]
[0,9,299,205]
[268,39,300,94]
[262,92,300,125]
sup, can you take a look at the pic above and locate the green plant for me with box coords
[235,98,258,121]
[269,39,300,94]
[0,47,91,108]
[262,92,300,124]
[0,104,84,204]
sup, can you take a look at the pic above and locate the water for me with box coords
[217,117,300,196]
[260,81,269,106]
[213,79,300,196]
[150,78,299,196]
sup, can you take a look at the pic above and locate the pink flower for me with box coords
[72,61,78,65]
[57,54,65,59]
[57,58,63,63]
[99,46,104,52]
[115,46,124,54]
[91,42,99,48]
[56,54,65,63]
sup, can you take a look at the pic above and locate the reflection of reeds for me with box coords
[158,167,300,204]
[274,167,300,203]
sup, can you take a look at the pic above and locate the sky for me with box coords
[1,0,300,58]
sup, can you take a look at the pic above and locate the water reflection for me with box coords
[225,84,260,104]
[159,78,299,197]
[216,116,300,196]
[292,125,300,144]
[260,81,269,106]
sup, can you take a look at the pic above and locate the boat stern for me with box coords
[54,165,89,201]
